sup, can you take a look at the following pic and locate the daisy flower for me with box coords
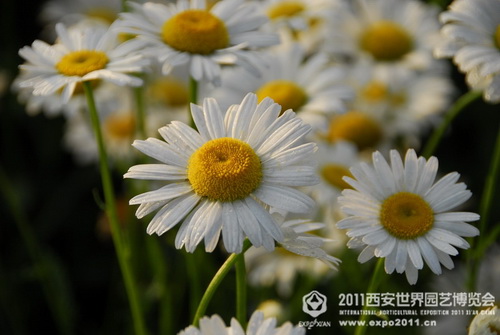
[178,310,305,335]
[322,0,442,71]
[468,307,500,335]
[434,0,500,103]
[17,22,148,104]
[246,214,341,296]
[207,41,353,130]
[114,0,280,86]
[124,93,318,253]
[336,149,480,285]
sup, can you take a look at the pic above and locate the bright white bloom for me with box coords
[337,149,480,285]
[17,23,148,103]
[468,307,500,335]
[323,0,443,71]
[178,311,305,335]
[115,0,279,86]
[207,41,353,130]
[434,0,500,103]
[124,93,318,253]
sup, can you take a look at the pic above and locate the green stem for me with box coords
[188,77,198,129]
[421,90,482,159]
[193,240,252,327]
[134,84,147,140]
[235,255,247,329]
[83,82,148,335]
[354,258,385,335]
[466,121,500,292]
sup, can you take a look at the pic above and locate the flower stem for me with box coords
[193,240,252,327]
[134,84,147,140]
[83,82,148,335]
[466,121,500,292]
[235,254,247,329]
[188,76,198,129]
[421,90,482,159]
[354,258,385,335]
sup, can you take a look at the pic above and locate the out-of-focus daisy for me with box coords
[468,307,500,335]
[178,310,305,335]
[207,41,352,130]
[246,214,340,296]
[124,93,318,253]
[323,0,442,71]
[434,0,500,103]
[114,0,279,86]
[337,149,480,285]
[17,23,148,104]
[64,85,177,165]
[345,62,455,148]
[308,140,362,226]
[40,0,122,28]
[259,0,337,53]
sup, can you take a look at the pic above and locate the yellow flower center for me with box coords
[494,24,500,49]
[256,80,307,112]
[85,7,117,24]
[361,81,389,102]
[320,164,353,190]
[56,50,109,77]
[104,113,136,140]
[268,1,305,19]
[359,20,413,61]
[161,9,229,54]
[380,192,434,239]
[187,137,262,202]
[147,77,189,107]
[326,111,383,150]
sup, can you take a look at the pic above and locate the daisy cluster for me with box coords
[13,0,492,331]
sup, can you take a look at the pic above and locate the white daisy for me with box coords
[17,23,148,103]
[322,0,443,71]
[114,0,279,86]
[468,307,500,335]
[207,41,353,130]
[336,149,480,285]
[178,310,305,335]
[124,92,318,253]
[434,0,500,103]
[246,214,340,296]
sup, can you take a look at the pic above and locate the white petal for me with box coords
[253,184,314,213]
